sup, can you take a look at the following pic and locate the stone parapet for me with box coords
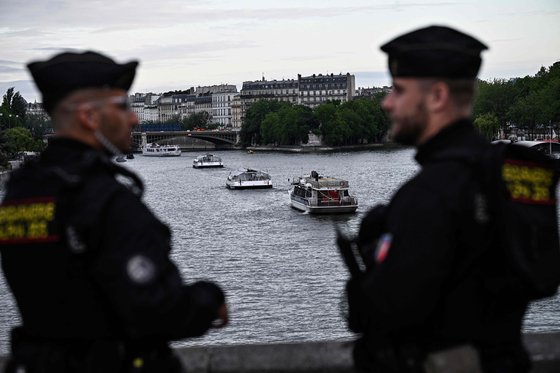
[1,333,559,372]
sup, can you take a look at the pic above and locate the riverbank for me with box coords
[245,142,407,153]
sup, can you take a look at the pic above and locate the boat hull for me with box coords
[290,194,358,214]
[226,181,273,190]
[142,151,181,157]
[193,162,223,168]
[142,143,181,157]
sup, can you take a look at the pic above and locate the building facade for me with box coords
[212,91,237,128]
[297,73,355,108]
[239,78,299,123]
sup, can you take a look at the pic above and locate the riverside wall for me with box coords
[1,333,559,372]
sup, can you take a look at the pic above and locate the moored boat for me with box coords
[193,154,223,168]
[289,171,358,214]
[141,143,181,157]
[226,169,272,189]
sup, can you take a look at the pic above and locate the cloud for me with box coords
[0,1,458,32]
[131,40,260,63]
[0,66,22,74]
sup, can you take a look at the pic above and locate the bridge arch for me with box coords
[132,130,239,151]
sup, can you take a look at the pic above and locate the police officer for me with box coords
[0,51,228,372]
[346,26,531,372]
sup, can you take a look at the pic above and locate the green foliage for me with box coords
[315,96,389,146]
[181,111,211,130]
[240,95,389,147]
[473,62,560,136]
[0,87,52,162]
[2,127,44,157]
[474,113,500,140]
[240,100,287,146]
[1,87,27,124]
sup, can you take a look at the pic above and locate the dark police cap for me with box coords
[380,25,488,79]
[27,51,138,114]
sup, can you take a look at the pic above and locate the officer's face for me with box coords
[98,90,138,151]
[382,78,429,146]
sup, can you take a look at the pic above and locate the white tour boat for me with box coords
[226,169,272,189]
[141,143,181,157]
[289,171,358,214]
[193,154,224,168]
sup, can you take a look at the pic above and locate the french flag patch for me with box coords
[374,233,393,263]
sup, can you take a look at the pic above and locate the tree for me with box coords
[474,113,500,140]
[182,111,211,130]
[1,127,44,157]
[260,112,281,145]
[240,100,286,146]
[1,87,27,121]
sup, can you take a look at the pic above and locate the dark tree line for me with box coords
[0,87,48,168]
[473,62,560,139]
[240,93,389,147]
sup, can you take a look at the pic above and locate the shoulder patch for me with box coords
[374,233,393,264]
[0,197,59,244]
[502,159,556,205]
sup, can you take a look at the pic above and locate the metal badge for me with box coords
[66,226,86,253]
[126,255,156,284]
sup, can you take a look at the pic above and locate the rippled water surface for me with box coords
[0,149,558,354]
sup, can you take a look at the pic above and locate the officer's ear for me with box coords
[76,104,100,131]
[426,81,450,113]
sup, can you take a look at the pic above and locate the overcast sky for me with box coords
[1,0,558,102]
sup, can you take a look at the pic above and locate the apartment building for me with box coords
[212,91,237,128]
[130,93,160,123]
[239,77,298,121]
[231,95,242,129]
[297,73,355,108]
[26,102,48,118]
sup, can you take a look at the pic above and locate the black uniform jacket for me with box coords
[354,120,528,365]
[0,138,224,343]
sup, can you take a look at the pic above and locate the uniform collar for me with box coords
[414,119,478,165]
[42,137,108,163]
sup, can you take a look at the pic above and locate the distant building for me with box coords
[297,73,355,108]
[194,94,212,116]
[212,91,237,128]
[130,93,161,123]
[356,86,391,97]
[26,102,48,118]
[231,94,242,129]
[195,84,237,95]
[157,95,177,123]
[240,77,299,122]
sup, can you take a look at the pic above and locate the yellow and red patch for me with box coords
[0,198,59,244]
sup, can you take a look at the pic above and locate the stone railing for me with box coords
[1,333,559,372]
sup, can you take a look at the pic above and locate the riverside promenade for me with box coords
[1,332,559,372]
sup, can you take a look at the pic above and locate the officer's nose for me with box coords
[381,92,393,113]
[129,111,139,128]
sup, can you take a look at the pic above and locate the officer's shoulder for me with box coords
[76,153,141,201]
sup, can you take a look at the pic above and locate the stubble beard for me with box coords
[99,112,131,154]
[389,101,428,146]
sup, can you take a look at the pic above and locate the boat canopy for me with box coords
[195,154,221,162]
[292,171,349,189]
[229,168,270,180]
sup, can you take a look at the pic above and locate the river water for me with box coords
[0,148,558,354]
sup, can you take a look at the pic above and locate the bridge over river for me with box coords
[131,130,240,151]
